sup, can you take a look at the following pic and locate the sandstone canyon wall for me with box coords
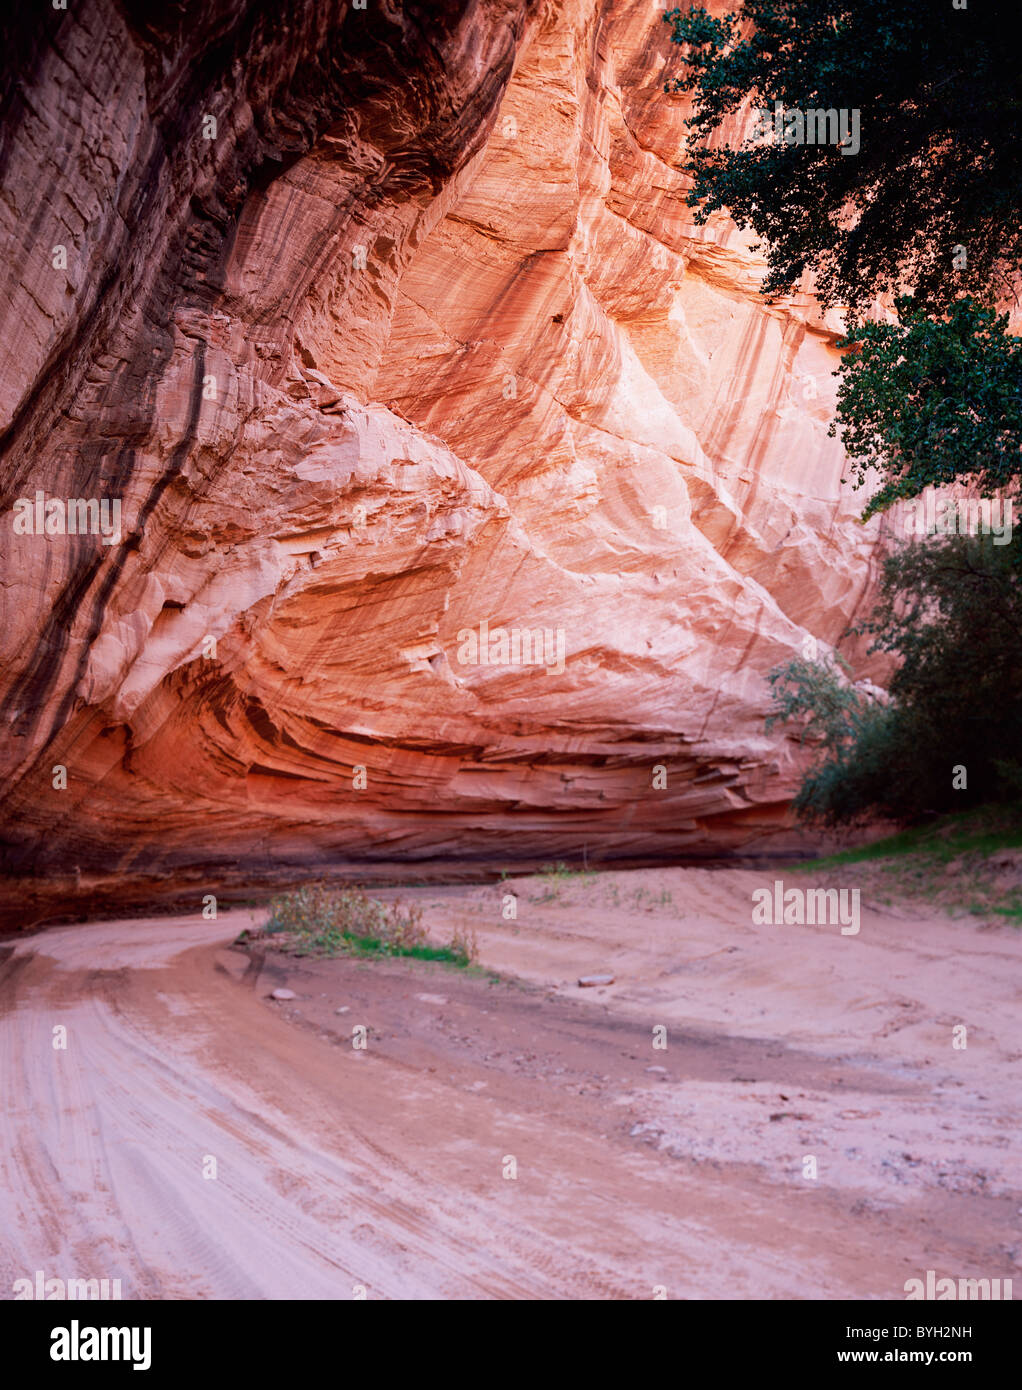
[0,0,889,925]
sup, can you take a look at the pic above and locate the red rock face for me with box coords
[0,0,886,924]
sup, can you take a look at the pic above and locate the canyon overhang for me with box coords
[0,0,888,923]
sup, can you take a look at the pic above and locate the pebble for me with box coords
[578,974,615,987]
[270,988,296,1001]
[416,993,448,1005]
[335,1006,350,1014]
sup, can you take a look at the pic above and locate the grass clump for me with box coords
[249,884,479,966]
[792,807,1022,923]
[529,861,598,903]
[796,806,1022,873]
[540,861,596,883]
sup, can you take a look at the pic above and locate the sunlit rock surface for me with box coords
[0,0,887,925]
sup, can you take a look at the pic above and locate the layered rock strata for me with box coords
[0,0,887,925]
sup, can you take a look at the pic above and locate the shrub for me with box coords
[768,531,1022,826]
[263,884,428,957]
[448,924,479,966]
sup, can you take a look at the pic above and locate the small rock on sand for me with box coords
[416,993,448,1005]
[335,1006,350,1014]
[578,974,614,988]
[270,988,296,1001]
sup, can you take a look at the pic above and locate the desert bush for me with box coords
[263,884,428,957]
[448,924,479,966]
[768,532,1022,826]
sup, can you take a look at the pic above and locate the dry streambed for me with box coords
[1,865,1018,1298]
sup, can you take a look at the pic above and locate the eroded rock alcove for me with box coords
[0,0,886,922]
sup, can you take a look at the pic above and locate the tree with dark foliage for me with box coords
[664,1,1022,315]
[768,532,1022,825]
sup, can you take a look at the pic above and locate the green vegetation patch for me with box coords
[792,808,1022,922]
[238,884,479,967]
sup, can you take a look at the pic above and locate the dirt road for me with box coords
[1,867,1018,1298]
